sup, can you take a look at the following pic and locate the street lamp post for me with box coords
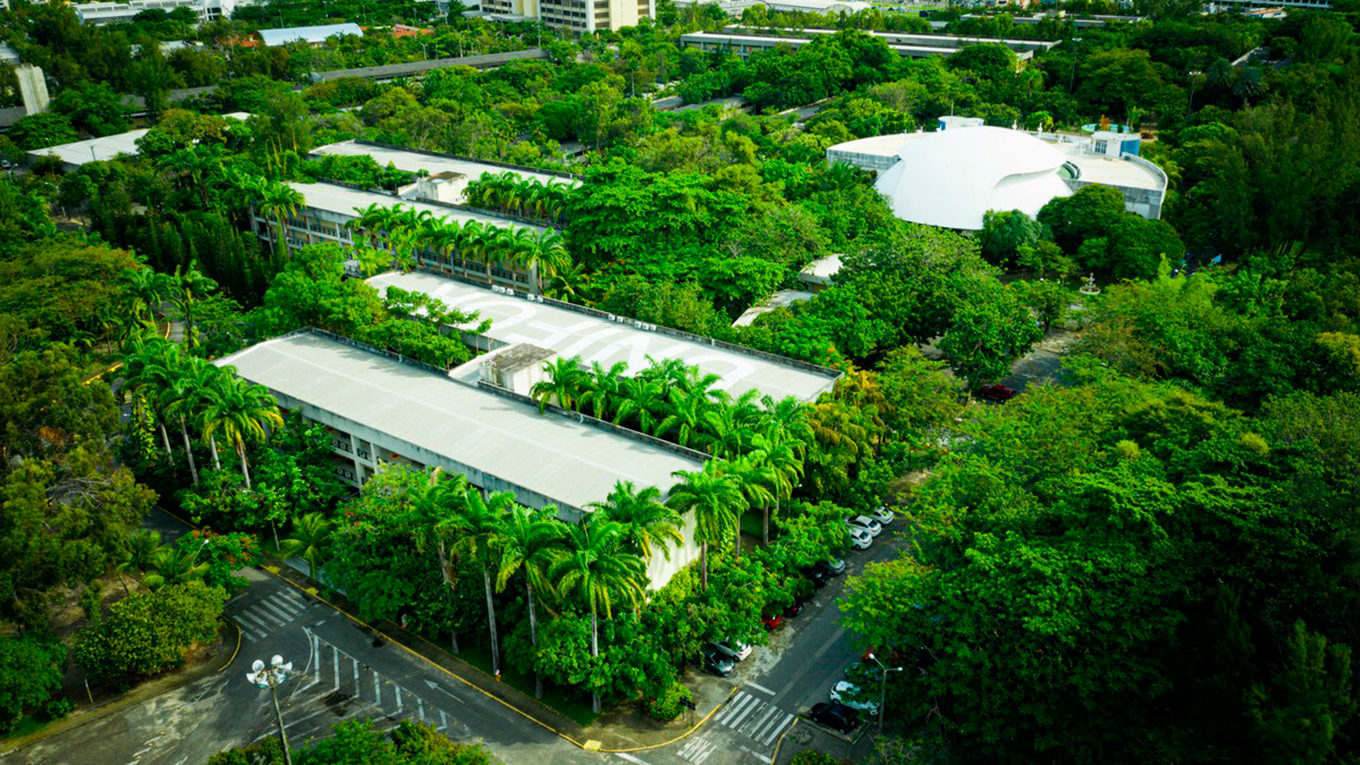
[247,655,295,765]
[866,652,904,738]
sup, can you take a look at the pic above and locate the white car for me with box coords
[831,681,880,715]
[714,639,753,661]
[825,557,847,574]
[848,515,883,537]
[870,506,895,525]
[847,526,873,550]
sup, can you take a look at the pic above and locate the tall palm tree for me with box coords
[201,373,283,490]
[124,337,181,457]
[119,267,176,332]
[164,371,203,485]
[182,356,225,470]
[495,503,565,699]
[548,517,645,713]
[410,469,470,654]
[529,355,586,413]
[171,265,217,349]
[281,513,336,581]
[748,427,803,545]
[704,392,760,460]
[589,481,683,564]
[759,395,814,454]
[655,388,714,450]
[448,489,515,679]
[545,262,595,305]
[666,461,744,591]
[722,455,770,559]
[522,229,570,295]
[257,182,304,259]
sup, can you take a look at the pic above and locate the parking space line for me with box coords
[374,673,382,706]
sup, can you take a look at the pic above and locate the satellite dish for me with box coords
[252,660,266,673]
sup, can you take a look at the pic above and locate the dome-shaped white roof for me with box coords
[873,126,1073,230]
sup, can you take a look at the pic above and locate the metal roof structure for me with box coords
[311,48,550,81]
[215,331,703,513]
[366,270,841,402]
[287,182,547,232]
[258,23,363,47]
[27,112,250,167]
[312,140,577,188]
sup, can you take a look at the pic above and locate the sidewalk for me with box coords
[0,625,240,756]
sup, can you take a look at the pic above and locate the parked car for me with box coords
[808,702,861,733]
[846,526,873,550]
[847,515,883,537]
[813,560,845,579]
[713,639,753,661]
[844,662,881,686]
[783,600,806,618]
[701,644,735,677]
[870,506,895,525]
[979,383,1019,402]
[801,566,832,588]
[761,611,784,630]
[831,681,881,715]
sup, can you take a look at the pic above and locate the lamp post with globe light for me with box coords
[866,651,904,737]
[247,655,294,765]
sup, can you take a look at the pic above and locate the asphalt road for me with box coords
[10,511,897,765]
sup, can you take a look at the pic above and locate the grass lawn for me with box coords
[0,712,54,741]
[451,642,599,727]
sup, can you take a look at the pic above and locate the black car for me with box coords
[808,701,861,733]
[783,600,806,618]
[701,643,735,677]
[801,566,831,588]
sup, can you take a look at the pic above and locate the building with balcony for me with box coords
[680,27,1058,61]
[481,0,654,33]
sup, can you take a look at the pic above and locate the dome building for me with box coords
[827,119,1167,231]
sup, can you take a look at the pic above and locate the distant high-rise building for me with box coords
[481,0,653,33]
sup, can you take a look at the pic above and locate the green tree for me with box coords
[0,635,66,733]
[937,282,1042,389]
[9,113,78,151]
[589,481,683,564]
[447,489,513,679]
[666,461,744,591]
[74,581,226,683]
[281,513,336,582]
[495,503,564,699]
[201,373,283,491]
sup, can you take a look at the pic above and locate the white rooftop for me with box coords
[313,140,576,188]
[799,253,842,285]
[733,289,815,327]
[258,23,363,46]
[366,270,840,403]
[288,182,546,232]
[28,112,250,166]
[216,332,702,511]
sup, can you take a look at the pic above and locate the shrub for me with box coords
[74,581,227,683]
[0,636,66,733]
[45,697,75,720]
[647,681,693,722]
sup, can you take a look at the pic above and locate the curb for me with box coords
[0,623,242,756]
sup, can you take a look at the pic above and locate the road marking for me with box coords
[143,735,164,745]
[727,695,762,728]
[678,736,718,764]
[352,657,360,692]
[812,626,845,659]
[255,598,297,623]
[715,692,755,725]
[743,705,779,735]
[758,713,796,747]
[331,646,341,693]
[282,707,330,732]
[417,696,426,722]
[374,672,382,705]
[395,685,403,712]
[234,611,271,637]
[247,604,287,628]
[614,753,652,765]
[746,682,775,696]
[438,709,448,731]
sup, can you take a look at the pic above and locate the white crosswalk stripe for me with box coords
[677,736,718,764]
[712,691,797,749]
[230,590,311,641]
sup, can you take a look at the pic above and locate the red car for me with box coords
[979,383,1019,402]
[762,612,784,630]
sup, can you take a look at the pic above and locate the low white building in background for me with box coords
[257,23,364,47]
[73,0,254,24]
[27,111,250,170]
[827,120,1166,230]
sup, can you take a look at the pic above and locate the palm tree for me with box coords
[142,544,210,590]
[589,481,683,564]
[171,265,217,349]
[119,267,176,332]
[124,337,181,457]
[281,513,336,581]
[722,455,770,559]
[410,469,470,654]
[612,376,668,435]
[1233,66,1267,107]
[495,503,565,698]
[748,428,803,545]
[548,517,645,713]
[164,371,203,485]
[759,395,814,453]
[257,182,304,259]
[182,356,225,470]
[113,529,162,595]
[529,355,587,413]
[523,229,570,294]
[201,372,283,490]
[578,360,629,421]
[655,388,714,450]
[545,261,594,304]
[667,461,744,590]
[448,489,514,679]
[704,393,760,460]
